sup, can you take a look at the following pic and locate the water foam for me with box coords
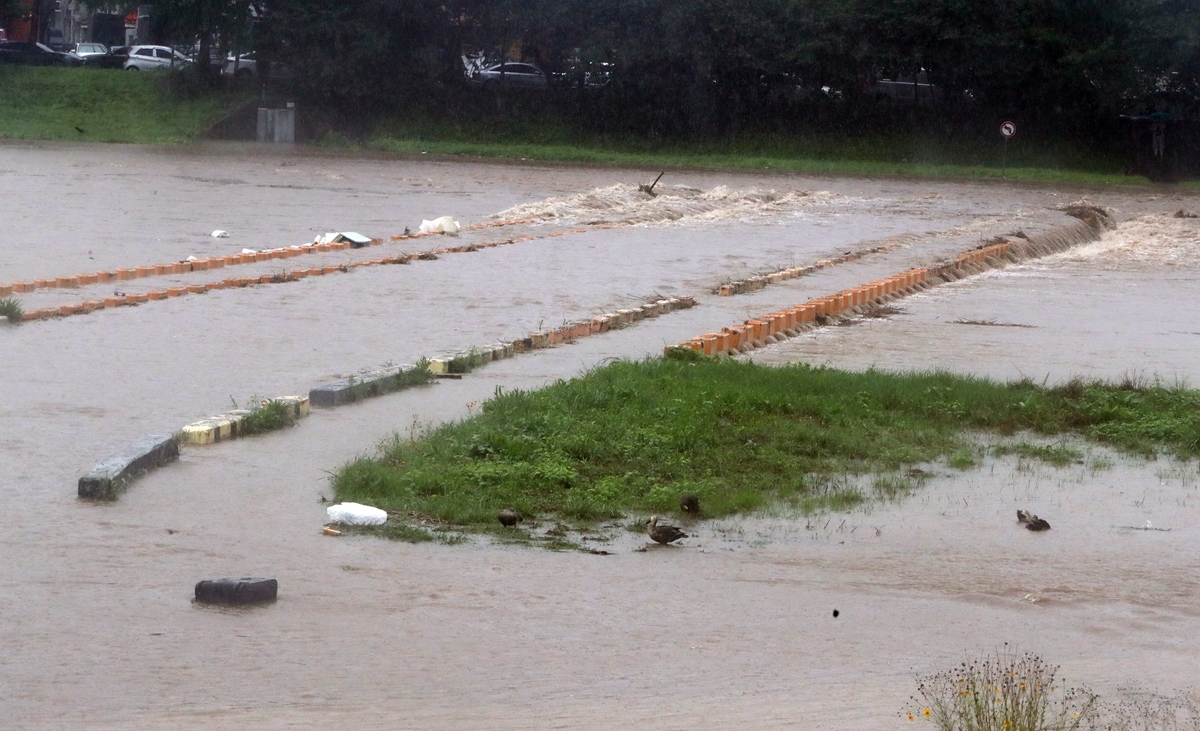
[494,183,840,227]
[1050,213,1200,269]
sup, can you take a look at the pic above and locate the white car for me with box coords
[123,45,191,71]
[222,53,292,79]
[222,53,256,76]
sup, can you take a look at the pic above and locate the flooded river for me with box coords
[1,140,1198,729]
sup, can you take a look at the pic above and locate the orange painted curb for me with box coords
[167,288,185,297]
[147,291,164,300]
[105,297,120,307]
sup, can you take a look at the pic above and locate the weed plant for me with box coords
[906,649,1096,730]
[1091,691,1200,731]
[238,399,297,436]
[334,354,1200,529]
[0,297,23,322]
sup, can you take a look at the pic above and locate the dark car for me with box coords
[0,41,83,66]
[468,62,548,90]
[69,42,126,69]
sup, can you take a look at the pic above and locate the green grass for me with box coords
[343,360,435,403]
[364,112,1150,187]
[993,441,1084,467]
[333,353,1200,534]
[238,399,299,436]
[0,66,248,144]
[0,67,1168,185]
[0,297,23,322]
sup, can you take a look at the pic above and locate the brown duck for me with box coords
[1017,509,1051,532]
[647,515,688,544]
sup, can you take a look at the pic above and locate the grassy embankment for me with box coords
[365,113,1154,187]
[0,66,247,144]
[4,67,1190,188]
[334,352,1200,540]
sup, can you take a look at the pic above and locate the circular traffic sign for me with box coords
[1000,120,1017,138]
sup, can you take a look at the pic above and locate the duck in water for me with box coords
[1017,509,1051,532]
[647,515,688,544]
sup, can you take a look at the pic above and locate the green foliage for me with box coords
[0,66,247,143]
[0,297,23,322]
[238,399,297,435]
[334,358,1200,529]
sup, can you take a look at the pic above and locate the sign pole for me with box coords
[999,121,1017,178]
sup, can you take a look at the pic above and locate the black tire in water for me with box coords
[195,577,278,605]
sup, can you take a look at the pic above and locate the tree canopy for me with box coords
[147,0,1200,138]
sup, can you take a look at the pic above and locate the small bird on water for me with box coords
[497,509,522,527]
[647,515,688,544]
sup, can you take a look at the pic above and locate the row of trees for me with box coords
[148,0,1198,139]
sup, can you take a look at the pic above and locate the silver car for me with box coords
[123,45,191,71]
[469,62,548,90]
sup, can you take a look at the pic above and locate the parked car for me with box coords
[0,40,83,66]
[552,60,614,89]
[123,45,192,71]
[222,53,256,77]
[69,42,108,59]
[468,62,548,90]
[67,42,125,69]
[221,53,292,79]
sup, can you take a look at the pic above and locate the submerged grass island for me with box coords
[333,350,1200,545]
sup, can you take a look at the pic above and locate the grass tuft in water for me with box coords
[0,297,23,322]
[238,399,297,436]
[334,356,1200,534]
[993,442,1083,467]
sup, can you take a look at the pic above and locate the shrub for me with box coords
[906,649,1096,731]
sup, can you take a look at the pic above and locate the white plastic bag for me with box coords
[326,502,388,526]
[418,216,460,234]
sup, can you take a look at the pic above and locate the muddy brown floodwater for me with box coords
[2,139,1199,729]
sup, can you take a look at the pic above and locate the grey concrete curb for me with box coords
[78,434,179,500]
[310,364,429,408]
